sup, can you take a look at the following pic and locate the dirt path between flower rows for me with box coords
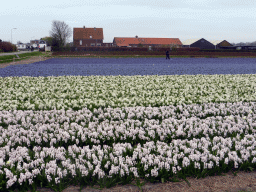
[16,169,256,192]
[0,55,53,69]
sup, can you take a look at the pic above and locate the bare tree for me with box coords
[50,20,71,47]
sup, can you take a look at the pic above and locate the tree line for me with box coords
[231,41,256,46]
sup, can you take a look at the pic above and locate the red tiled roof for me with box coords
[73,28,104,40]
[113,37,182,47]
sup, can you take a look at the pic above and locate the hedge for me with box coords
[0,42,17,52]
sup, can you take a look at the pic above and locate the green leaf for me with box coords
[183,178,191,187]
[248,166,254,172]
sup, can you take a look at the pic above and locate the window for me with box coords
[91,43,95,46]
[97,43,101,46]
[90,36,92,39]
[80,40,82,45]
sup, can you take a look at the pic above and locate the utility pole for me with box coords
[11,28,17,44]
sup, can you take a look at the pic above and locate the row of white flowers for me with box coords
[0,74,256,110]
[1,102,256,146]
[1,102,256,189]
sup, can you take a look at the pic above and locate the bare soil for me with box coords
[15,169,256,192]
[0,55,53,69]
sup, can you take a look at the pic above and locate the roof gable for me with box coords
[113,37,182,47]
[181,38,202,45]
[210,40,232,46]
[210,40,225,45]
[73,27,104,40]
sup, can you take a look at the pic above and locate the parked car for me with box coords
[31,43,38,49]
[38,40,47,51]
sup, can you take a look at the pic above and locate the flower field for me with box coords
[1,74,256,191]
[1,57,256,77]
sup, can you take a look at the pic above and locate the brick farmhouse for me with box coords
[73,26,104,47]
[113,36,182,48]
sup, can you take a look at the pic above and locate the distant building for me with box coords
[102,42,114,47]
[16,42,30,50]
[182,38,215,49]
[73,26,104,47]
[209,40,233,49]
[30,39,40,49]
[30,40,40,45]
[113,36,182,48]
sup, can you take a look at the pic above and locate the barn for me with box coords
[182,38,215,49]
[209,40,233,49]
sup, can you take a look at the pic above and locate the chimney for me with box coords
[135,35,138,38]
[83,26,85,29]
[94,27,96,31]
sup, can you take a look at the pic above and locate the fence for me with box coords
[45,46,52,52]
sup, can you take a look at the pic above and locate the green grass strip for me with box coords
[0,52,44,64]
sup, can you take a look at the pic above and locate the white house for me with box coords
[16,43,30,50]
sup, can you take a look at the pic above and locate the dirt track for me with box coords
[0,56,52,68]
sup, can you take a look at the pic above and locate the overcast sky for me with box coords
[1,0,255,44]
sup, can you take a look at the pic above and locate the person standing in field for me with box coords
[166,50,170,59]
